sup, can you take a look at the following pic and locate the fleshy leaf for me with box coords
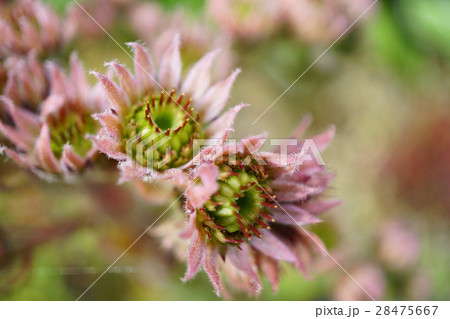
[127,42,156,93]
[34,123,60,173]
[204,245,222,296]
[271,180,320,202]
[259,254,280,292]
[271,204,322,225]
[92,71,129,115]
[182,49,219,100]
[158,34,181,89]
[182,230,207,282]
[250,229,297,263]
[228,244,262,294]
[93,111,122,140]
[199,69,241,122]
[206,103,247,139]
[107,62,139,102]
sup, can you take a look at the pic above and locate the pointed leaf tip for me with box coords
[182,230,207,282]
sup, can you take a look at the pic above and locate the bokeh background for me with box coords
[1,0,449,300]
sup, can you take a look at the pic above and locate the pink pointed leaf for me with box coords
[180,211,198,240]
[292,114,313,139]
[271,204,322,225]
[3,74,21,105]
[18,17,41,51]
[2,98,40,137]
[16,66,43,105]
[182,49,219,100]
[127,42,155,92]
[182,230,207,281]
[204,245,222,296]
[106,62,139,102]
[205,103,248,139]
[92,111,122,140]
[228,244,262,294]
[91,71,129,115]
[158,34,181,89]
[199,69,241,122]
[61,144,86,171]
[0,121,34,151]
[34,123,60,173]
[89,132,126,161]
[250,229,297,262]
[271,180,321,202]
[70,52,90,100]
[46,62,68,96]
[40,94,65,120]
[238,133,268,154]
[311,125,335,151]
[259,254,280,292]
[1,147,36,168]
[275,114,313,154]
[188,128,233,167]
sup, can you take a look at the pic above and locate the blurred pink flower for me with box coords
[207,0,283,40]
[334,263,386,301]
[178,117,337,296]
[0,0,66,57]
[65,0,119,40]
[91,36,245,184]
[0,53,106,178]
[377,219,421,271]
[281,0,375,43]
[127,2,164,42]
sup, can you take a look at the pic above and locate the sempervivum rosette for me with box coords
[1,51,47,114]
[176,117,338,296]
[0,53,105,178]
[90,35,245,184]
[0,0,64,58]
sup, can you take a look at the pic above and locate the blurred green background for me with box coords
[1,0,450,300]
